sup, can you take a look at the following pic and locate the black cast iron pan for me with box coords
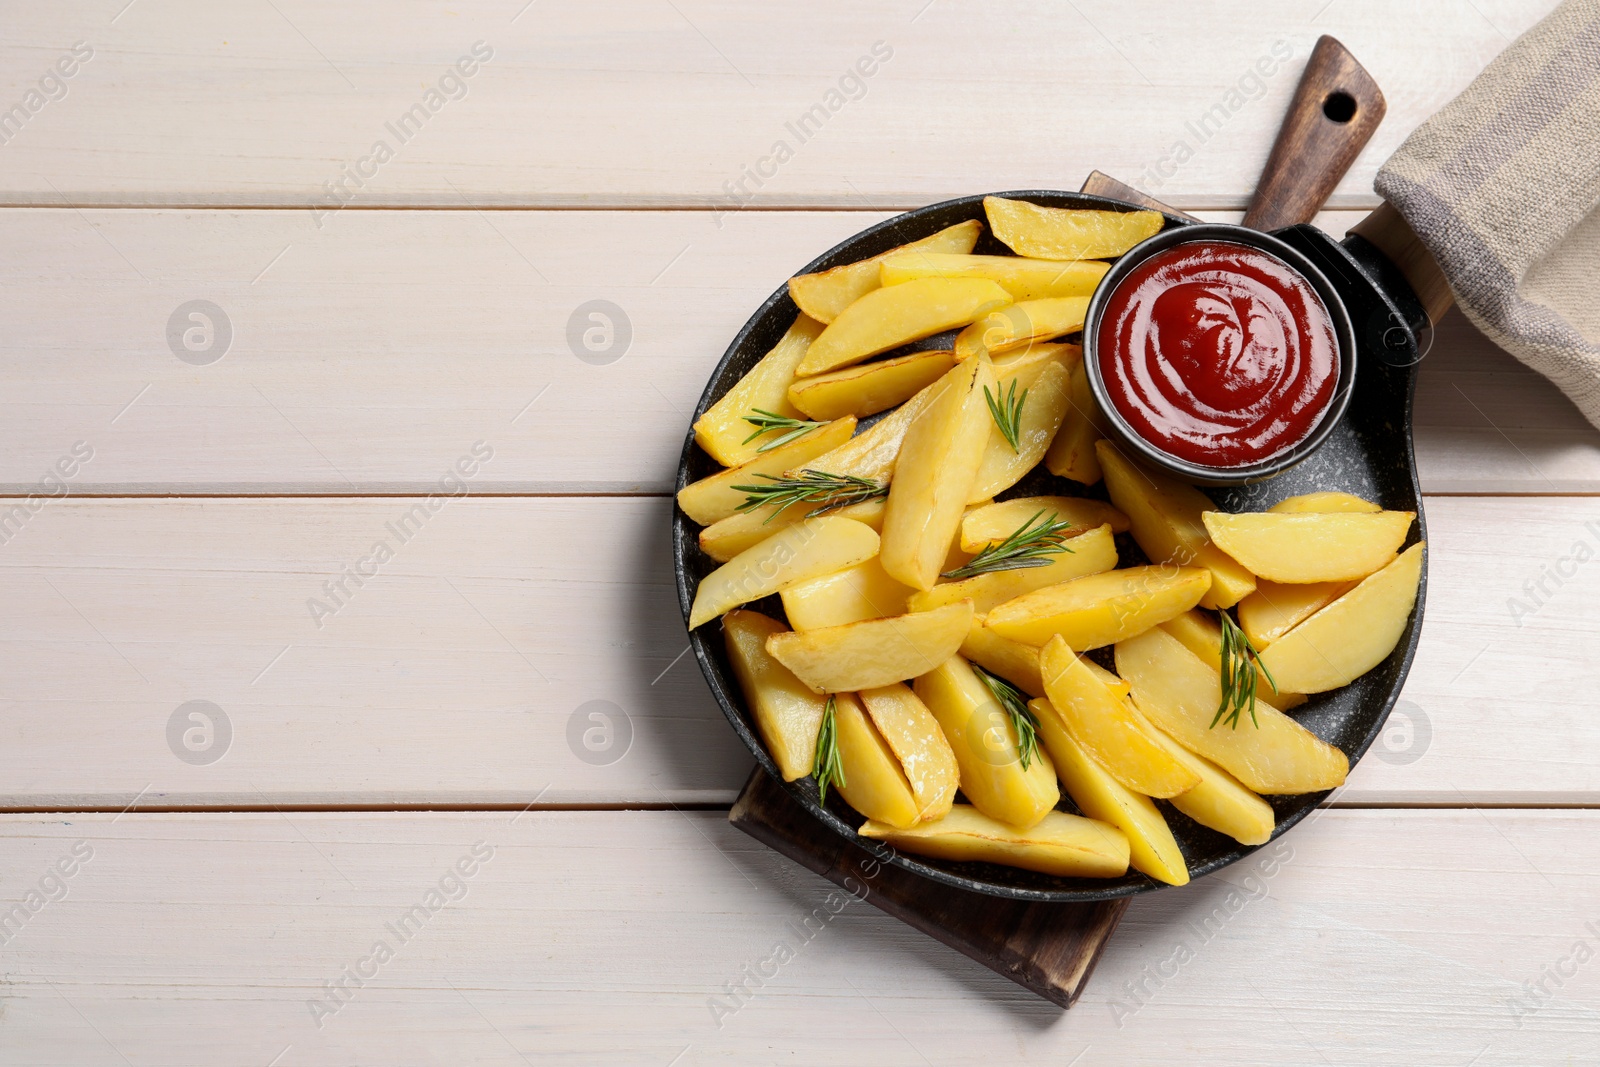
[674,37,1443,900]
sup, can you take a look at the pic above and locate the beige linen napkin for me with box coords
[1375,0,1600,426]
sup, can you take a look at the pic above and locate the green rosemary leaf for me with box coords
[740,408,825,453]
[941,510,1076,580]
[984,379,1029,453]
[1211,610,1269,730]
[731,470,889,523]
[974,665,1041,771]
[812,695,847,804]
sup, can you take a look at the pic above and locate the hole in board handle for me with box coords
[1322,91,1357,123]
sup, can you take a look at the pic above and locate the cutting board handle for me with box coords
[1242,35,1386,231]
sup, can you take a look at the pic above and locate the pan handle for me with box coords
[1242,35,1387,231]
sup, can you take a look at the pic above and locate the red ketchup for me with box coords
[1097,240,1338,468]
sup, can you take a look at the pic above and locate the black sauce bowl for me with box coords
[1082,223,1358,487]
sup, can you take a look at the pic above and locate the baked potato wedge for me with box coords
[831,692,922,829]
[789,220,981,324]
[688,515,879,629]
[766,600,975,693]
[697,497,884,563]
[1044,360,1106,485]
[779,556,913,631]
[879,252,1109,302]
[786,349,955,421]
[1115,626,1348,794]
[1032,698,1189,885]
[880,358,996,590]
[984,564,1213,650]
[954,296,1089,362]
[798,278,1011,376]
[985,197,1163,260]
[1257,543,1425,693]
[1137,709,1276,846]
[723,609,828,781]
[968,358,1074,502]
[1235,577,1357,649]
[1203,510,1415,584]
[914,654,1060,830]
[1270,491,1380,515]
[677,416,857,526]
[1039,635,1200,798]
[858,683,960,822]
[858,804,1128,878]
[693,314,824,466]
[1097,441,1256,608]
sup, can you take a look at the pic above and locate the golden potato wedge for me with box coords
[693,314,825,466]
[985,565,1213,650]
[1136,709,1276,846]
[990,343,1082,386]
[960,615,1045,697]
[858,804,1128,878]
[914,655,1060,830]
[1257,543,1425,693]
[698,497,885,563]
[786,349,955,422]
[909,523,1118,615]
[1203,510,1415,584]
[677,416,857,526]
[985,197,1164,260]
[802,378,939,483]
[789,221,982,324]
[969,359,1073,502]
[954,297,1089,362]
[859,683,960,822]
[797,278,1012,376]
[723,610,828,781]
[960,495,1129,552]
[1032,699,1188,885]
[1157,609,1304,710]
[1270,491,1381,515]
[765,600,975,693]
[1039,636,1200,798]
[832,692,922,829]
[1235,578,1357,649]
[1096,441,1256,608]
[1115,627,1348,794]
[779,556,913,630]
[880,359,996,590]
[1044,360,1105,485]
[688,516,879,629]
[879,252,1110,302]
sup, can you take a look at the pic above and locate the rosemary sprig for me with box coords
[974,665,1040,770]
[941,510,1075,580]
[812,695,846,804]
[732,470,889,523]
[1211,611,1277,730]
[740,409,825,453]
[984,379,1029,453]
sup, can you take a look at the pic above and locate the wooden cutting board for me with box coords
[728,766,1128,1008]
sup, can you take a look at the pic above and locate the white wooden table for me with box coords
[1,2,1593,1062]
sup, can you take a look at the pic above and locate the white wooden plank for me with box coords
[0,1,1553,208]
[1,207,1594,495]
[0,494,1595,807]
[0,809,1591,1065]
